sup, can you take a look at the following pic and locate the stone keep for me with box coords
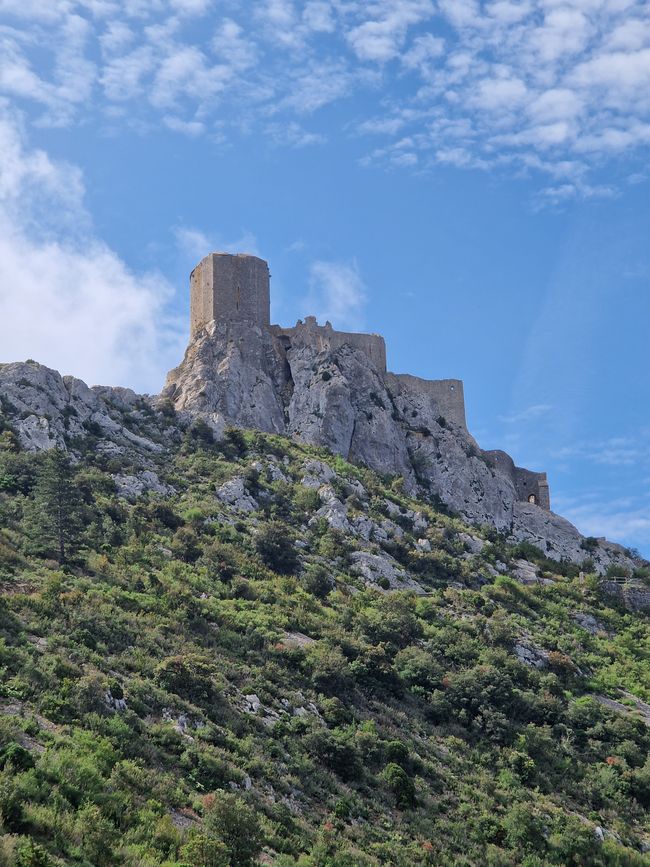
[190,253,270,336]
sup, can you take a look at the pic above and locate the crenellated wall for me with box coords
[271,317,387,373]
[385,373,468,431]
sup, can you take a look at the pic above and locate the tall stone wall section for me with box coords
[483,450,551,510]
[385,373,468,431]
[190,253,270,336]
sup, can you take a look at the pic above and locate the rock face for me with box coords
[161,317,635,572]
[164,325,523,530]
[0,360,178,472]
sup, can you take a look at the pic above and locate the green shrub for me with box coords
[382,762,415,808]
[255,521,299,575]
[203,792,262,867]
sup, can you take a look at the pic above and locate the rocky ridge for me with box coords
[162,320,637,576]
[0,335,641,579]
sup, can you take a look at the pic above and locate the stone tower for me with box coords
[190,252,270,336]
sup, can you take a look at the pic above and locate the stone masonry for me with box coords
[190,252,270,336]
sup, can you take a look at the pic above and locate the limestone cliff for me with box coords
[158,317,630,574]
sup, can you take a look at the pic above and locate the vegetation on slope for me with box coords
[0,419,649,866]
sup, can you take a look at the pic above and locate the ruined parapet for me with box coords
[271,316,387,373]
[190,253,270,336]
[385,373,468,431]
[483,450,551,511]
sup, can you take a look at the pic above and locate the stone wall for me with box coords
[271,317,387,373]
[483,449,551,510]
[190,253,270,335]
[385,373,468,431]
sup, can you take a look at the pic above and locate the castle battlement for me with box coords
[191,252,388,371]
[271,316,387,374]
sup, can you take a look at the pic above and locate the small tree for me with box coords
[203,792,262,867]
[255,521,298,575]
[180,832,229,867]
[27,449,83,563]
[383,762,415,808]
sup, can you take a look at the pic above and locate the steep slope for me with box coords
[162,323,639,574]
[1,389,649,865]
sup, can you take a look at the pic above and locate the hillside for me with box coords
[1,390,649,866]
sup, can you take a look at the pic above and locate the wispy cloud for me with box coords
[499,404,553,424]
[174,226,260,260]
[551,435,650,468]
[557,493,650,549]
[305,260,367,331]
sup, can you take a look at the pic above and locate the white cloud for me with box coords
[101,46,155,101]
[266,120,326,147]
[402,33,444,71]
[163,114,205,135]
[303,1,335,33]
[100,21,135,56]
[471,76,528,110]
[346,1,435,63]
[211,18,257,70]
[527,88,584,123]
[306,260,367,331]
[560,497,650,547]
[169,0,211,16]
[0,112,184,391]
[2,0,650,196]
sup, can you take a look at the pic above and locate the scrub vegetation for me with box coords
[0,424,648,865]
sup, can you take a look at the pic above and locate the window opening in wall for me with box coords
[528,494,537,504]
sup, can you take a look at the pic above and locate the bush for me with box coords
[301,564,333,598]
[385,740,410,768]
[203,792,262,867]
[155,654,219,703]
[0,744,34,772]
[304,728,363,782]
[180,832,230,867]
[255,521,299,575]
[382,762,415,808]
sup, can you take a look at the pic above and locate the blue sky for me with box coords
[0,0,649,553]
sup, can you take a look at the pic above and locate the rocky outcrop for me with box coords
[163,320,287,436]
[160,321,641,573]
[1,332,643,576]
[0,360,169,455]
[600,579,650,612]
[510,502,636,574]
[163,325,526,532]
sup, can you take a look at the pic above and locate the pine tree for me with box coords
[29,449,82,564]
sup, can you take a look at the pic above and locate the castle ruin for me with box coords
[187,251,551,510]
